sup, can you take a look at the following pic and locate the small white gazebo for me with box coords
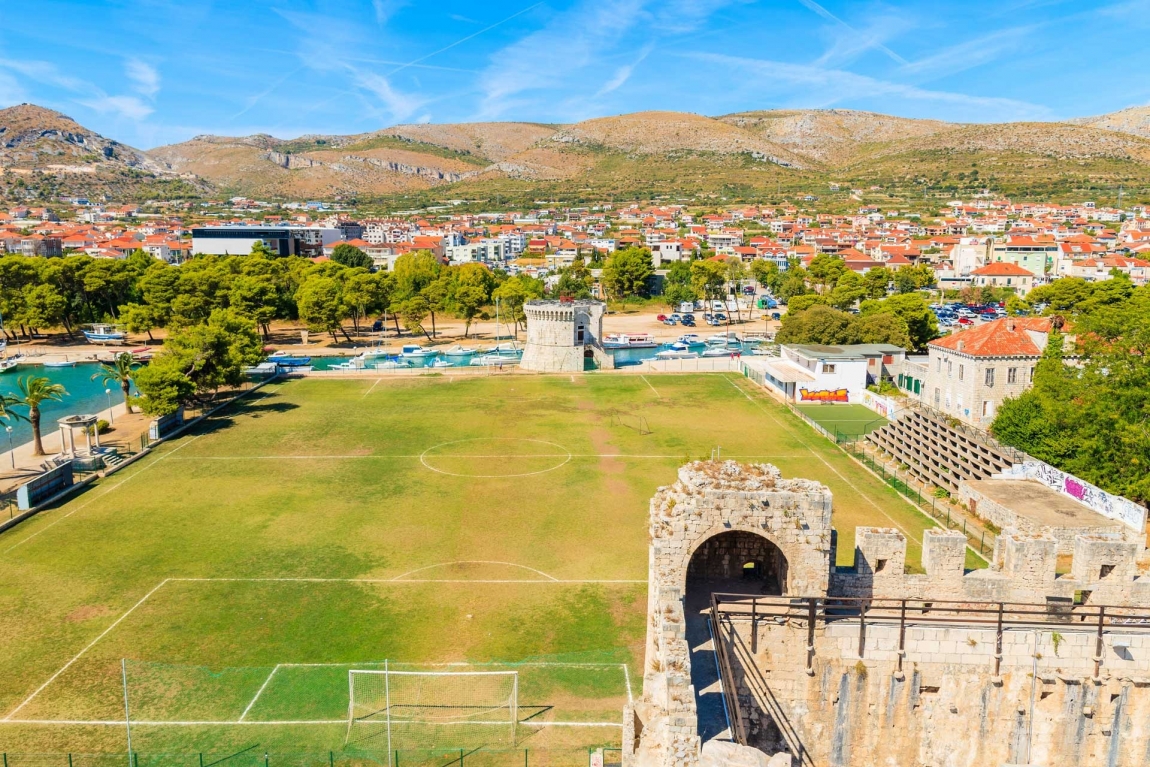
[56,414,101,457]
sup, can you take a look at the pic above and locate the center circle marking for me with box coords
[419,438,572,478]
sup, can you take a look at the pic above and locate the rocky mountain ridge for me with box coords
[5,102,1150,201]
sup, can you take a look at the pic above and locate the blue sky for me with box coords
[0,0,1147,149]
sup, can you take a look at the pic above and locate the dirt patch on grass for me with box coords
[590,428,625,481]
[65,604,114,623]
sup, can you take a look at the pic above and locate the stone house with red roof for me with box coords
[924,317,1054,427]
[970,262,1036,295]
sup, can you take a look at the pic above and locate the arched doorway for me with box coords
[683,530,789,744]
[687,529,788,596]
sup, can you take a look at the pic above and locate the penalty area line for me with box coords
[0,719,623,728]
[3,579,173,721]
[238,664,280,722]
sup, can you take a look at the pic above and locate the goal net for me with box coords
[346,668,518,753]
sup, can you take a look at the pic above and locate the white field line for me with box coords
[1,719,622,728]
[3,434,207,555]
[3,579,173,720]
[177,577,647,584]
[362,378,383,398]
[390,560,560,581]
[165,454,805,461]
[639,375,661,398]
[621,663,633,704]
[281,661,626,668]
[8,575,644,724]
[724,376,924,546]
[238,664,280,722]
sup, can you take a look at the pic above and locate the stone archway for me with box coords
[687,529,788,597]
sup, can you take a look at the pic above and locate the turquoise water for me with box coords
[0,363,135,449]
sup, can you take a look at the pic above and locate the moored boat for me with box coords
[401,344,439,358]
[443,344,477,357]
[82,323,128,345]
[268,353,312,367]
[603,333,658,349]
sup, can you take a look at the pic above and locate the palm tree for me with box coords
[13,376,67,456]
[92,352,138,410]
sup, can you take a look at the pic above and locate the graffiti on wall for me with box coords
[860,390,904,421]
[799,388,849,403]
[1000,461,1147,532]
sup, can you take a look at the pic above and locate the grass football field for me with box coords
[0,373,945,760]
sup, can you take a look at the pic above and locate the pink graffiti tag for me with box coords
[1064,478,1086,500]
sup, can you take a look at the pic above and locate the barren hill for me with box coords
[550,111,808,167]
[718,109,951,165]
[1068,106,1150,140]
[6,102,1150,204]
[855,121,1150,164]
[0,103,162,173]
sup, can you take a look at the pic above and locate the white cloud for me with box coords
[0,58,88,92]
[353,70,424,122]
[596,44,654,97]
[692,52,1052,122]
[798,0,908,65]
[477,0,648,116]
[372,0,407,26]
[77,94,154,121]
[125,59,160,98]
[0,70,25,106]
[901,26,1035,79]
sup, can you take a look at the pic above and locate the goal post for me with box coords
[346,667,519,755]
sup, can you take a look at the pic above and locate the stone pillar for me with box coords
[1070,534,1140,586]
[854,527,907,578]
[922,529,968,586]
[995,529,1057,590]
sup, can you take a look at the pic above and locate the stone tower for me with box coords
[520,299,614,372]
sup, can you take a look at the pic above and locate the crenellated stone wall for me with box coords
[629,460,1150,767]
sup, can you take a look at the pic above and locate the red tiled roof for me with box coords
[929,317,1052,357]
[971,262,1034,276]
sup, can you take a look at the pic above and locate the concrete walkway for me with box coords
[0,400,152,496]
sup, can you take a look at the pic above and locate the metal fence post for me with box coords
[981,531,986,554]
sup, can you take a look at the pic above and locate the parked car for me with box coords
[669,314,682,322]
[681,318,696,327]
[742,286,756,295]
[770,312,781,321]
[714,313,728,321]
[656,314,667,322]
[663,318,678,326]
[958,317,975,325]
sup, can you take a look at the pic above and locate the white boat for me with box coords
[0,358,18,373]
[443,344,477,357]
[361,347,394,358]
[429,359,454,368]
[603,333,658,349]
[470,354,520,366]
[487,342,522,356]
[702,347,741,357]
[677,334,704,346]
[401,344,439,358]
[373,359,412,369]
[43,359,76,368]
[82,323,127,345]
[707,332,742,345]
[655,349,699,360]
[330,355,368,371]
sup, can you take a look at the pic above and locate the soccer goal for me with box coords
[345,666,518,756]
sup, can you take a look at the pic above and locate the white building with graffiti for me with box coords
[742,344,904,404]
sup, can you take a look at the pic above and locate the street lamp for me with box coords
[105,388,113,424]
[5,426,12,469]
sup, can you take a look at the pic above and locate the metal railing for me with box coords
[708,593,749,746]
[711,593,1150,678]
